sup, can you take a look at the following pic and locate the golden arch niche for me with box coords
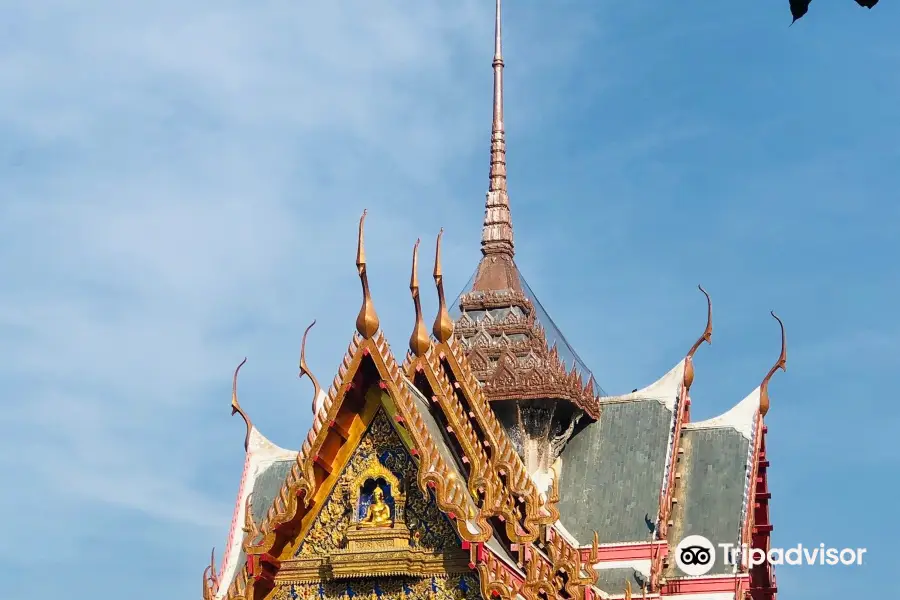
[349,458,405,530]
[338,456,411,556]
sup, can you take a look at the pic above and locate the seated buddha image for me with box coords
[359,486,392,528]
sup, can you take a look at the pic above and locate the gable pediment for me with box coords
[282,408,470,582]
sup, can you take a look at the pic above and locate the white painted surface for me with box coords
[216,427,297,600]
[684,387,760,440]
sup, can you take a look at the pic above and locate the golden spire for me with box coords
[355,210,379,338]
[432,229,454,342]
[759,311,787,417]
[409,239,431,356]
[625,580,632,600]
[299,320,322,414]
[230,357,252,451]
[683,285,713,390]
[481,0,514,257]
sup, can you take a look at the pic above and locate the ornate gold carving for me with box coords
[299,320,323,414]
[683,285,712,391]
[348,454,402,530]
[356,210,380,339]
[759,311,787,417]
[272,575,480,600]
[434,338,562,534]
[230,357,252,451]
[455,289,600,418]
[295,410,457,557]
[243,493,262,550]
[432,229,454,343]
[202,548,220,600]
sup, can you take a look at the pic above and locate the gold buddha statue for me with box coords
[359,487,391,528]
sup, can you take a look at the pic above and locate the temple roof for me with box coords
[664,388,761,577]
[452,263,604,404]
[215,427,296,599]
[555,361,685,545]
[451,0,602,420]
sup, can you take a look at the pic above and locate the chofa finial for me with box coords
[683,285,713,390]
[759,311,787,417]
[230,357,252,451]
[432,229,454,343]
[355,210,380,338]
[299,320,323,414]
[409,239,431,356]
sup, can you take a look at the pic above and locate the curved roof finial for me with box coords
[683,285,713,390]
[759,311,787,417]
[409,239,431,356]
[208,547,220,592]
[355,210,380,338]
[481,0,514,257]
[299,320,322,414]
[230,357,252,451]
[432,229,454,343]
[687,285,713,358]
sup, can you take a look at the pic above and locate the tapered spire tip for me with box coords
[481,0,514,258]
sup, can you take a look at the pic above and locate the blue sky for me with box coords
[1,1,896,599]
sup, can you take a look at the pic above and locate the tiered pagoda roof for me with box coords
[201,3,783,600]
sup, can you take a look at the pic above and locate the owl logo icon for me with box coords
[675,535,716,576]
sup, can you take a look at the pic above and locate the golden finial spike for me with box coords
[230,358,252,451]
[355,210,379,338]
[432,229,454,342]
[759,311,787,417]
[683,285,713,390]
[299,320,323,414]
[625,580,632,600]
[409,239,431,356]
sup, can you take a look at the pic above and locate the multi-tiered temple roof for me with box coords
[201,3,783,600]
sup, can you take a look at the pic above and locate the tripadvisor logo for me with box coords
[674,535,868,575]
[675,535,716,576]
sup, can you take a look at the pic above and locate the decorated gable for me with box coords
[273,407,480,600]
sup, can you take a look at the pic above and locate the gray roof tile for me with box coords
[557,399,673,544]
[666,426,749,576]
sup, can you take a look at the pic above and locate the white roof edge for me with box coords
[216,427,298,599]
[599,359,685,411]
[312,389,327,416]
[684,387,760,440]
[246,425,297,459]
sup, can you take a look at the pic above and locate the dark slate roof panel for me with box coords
[593,567,644,595]
[667,426,750,576]
[251,459,295,523]
[557,398,674,544]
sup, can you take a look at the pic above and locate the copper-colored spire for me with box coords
[230,357,252,451]
[432,229,454,342]
[683,285,713,390]
[299,320,322,414]
[481,0,514,257]
[355,210,380,338]
[409,239,431,356]
[759,311,787,417]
